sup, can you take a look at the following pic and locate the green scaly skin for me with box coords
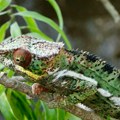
[0,35,120,119]
[28,49,120,118]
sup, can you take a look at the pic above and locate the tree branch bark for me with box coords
[0,72,104,120]
[100,0,120,23]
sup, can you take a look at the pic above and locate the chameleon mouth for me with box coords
[15,65,40,81]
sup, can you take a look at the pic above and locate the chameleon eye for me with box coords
[15,56,25,64]
[16,57,21,62]
[13,48,32,68]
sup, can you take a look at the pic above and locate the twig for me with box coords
[100,0,120,23]
[0,72,103,120]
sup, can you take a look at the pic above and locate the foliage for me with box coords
[0,0,81,120]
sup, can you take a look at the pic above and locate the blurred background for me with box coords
[1,0,120,67]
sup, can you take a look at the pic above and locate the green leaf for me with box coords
[40,101,47,120]
[6,90,36,120]
[12,5,38,29]
[27,32,52,41]
[33,101,43,120]
[2,67,14,78]
[0,85,6,95]
[56,108,66,120]
[0,21,10,42]
[7,70,14,78]
[10,22,22,38]
[48,0,63,41]
[65,112,81,120]
[26,27,53,41]
[0,9,11,16]
[12,5,52,41]
[0,63,4,70]
[15,11,72,49]
[0,92,17,120]
[0,0,11,12]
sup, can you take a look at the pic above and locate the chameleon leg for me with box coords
[32,83,49,95]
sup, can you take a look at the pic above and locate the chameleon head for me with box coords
[0,35,64,75]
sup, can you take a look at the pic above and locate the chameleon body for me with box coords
[0,35,120,118]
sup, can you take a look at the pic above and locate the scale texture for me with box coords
[0,35,120,119]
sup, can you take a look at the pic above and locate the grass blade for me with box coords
[48,0,63,41]
[0,21,10,42]
[0,0,11,12]
[15,11,72,49]
[10,22,22,38]
[0,92,17,120]
[12,5,52,41]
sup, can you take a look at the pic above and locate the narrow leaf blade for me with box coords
[0,0,11,12]
[0,21,10,42]
[15,11,72,49]
[48,0,63,41]
[10,22,22,38]
[12,5,52,41]
[0,92,17,120]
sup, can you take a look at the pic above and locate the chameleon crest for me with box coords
[0,35,64,58]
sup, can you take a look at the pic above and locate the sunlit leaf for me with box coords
[15,11,72,49]
[65,112,81,120]
[0,10,11,16]
[0,92,17,120]
[56,108,66,120]
[2,67,14,78]
[26,32,51,40]
[7,70,14,78]
[0,85,6,95]
[10,22,22,38]
[12,5,52,41]
[0,0,11,12]
[0,21,10,42]
[6,90,36,120]
[26,27,53,41]
[48,0,63,41]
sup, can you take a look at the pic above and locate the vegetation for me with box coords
[0,0,82,120]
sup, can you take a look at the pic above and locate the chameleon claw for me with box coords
[32,83,48,95]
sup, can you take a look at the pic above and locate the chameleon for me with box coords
[0,35,120,119]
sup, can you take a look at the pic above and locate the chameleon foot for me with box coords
[32,83,48,95]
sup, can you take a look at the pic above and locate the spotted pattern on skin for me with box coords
[0,35,64,58]
[52,69,98,86]
[1,35,120,108]
[66,49,120,97]
[52,69,120,107]
[97,88,112,97]
[76,103,93,111]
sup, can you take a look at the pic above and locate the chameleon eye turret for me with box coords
[13,48,32,68]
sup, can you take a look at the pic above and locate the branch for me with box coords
[0,72,103,120]
[100,0,120,23]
